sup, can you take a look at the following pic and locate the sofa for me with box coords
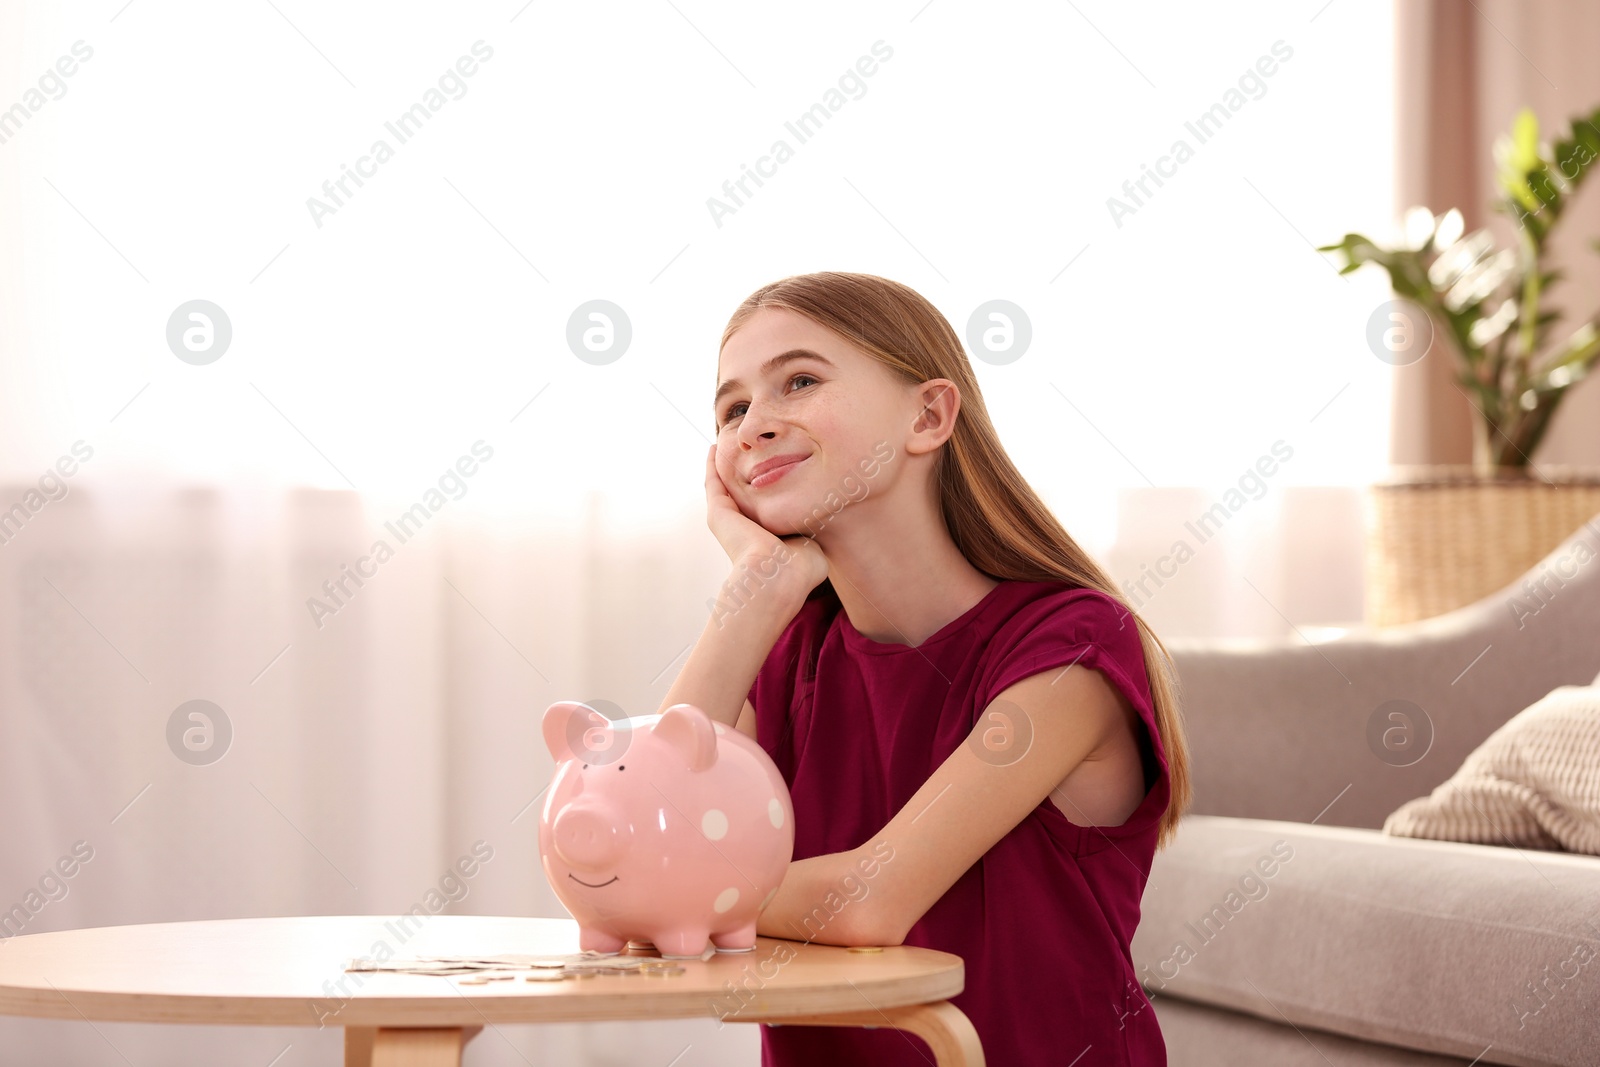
[1132,515,1600,1067]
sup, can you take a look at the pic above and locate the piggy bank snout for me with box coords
[552,801,631,871]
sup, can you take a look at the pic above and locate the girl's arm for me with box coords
[835,656,1134,947]
[656,549,812,728]
[756,847,891,947]
[666,445,830,726]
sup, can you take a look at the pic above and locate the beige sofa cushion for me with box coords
[1382,685,1600,855]
[1133,816,1600,1066]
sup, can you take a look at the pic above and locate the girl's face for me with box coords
[714,307,911,535]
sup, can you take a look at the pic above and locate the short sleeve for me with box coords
[748,594,833,777]
[749,613,802,721]
[978,588,1158,764]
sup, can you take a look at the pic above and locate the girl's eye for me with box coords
[720,373,819,426]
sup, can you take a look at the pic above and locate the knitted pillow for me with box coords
[1382,683,1600,855]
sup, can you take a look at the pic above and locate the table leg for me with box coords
[748,1002,984,1066]
[344,1025,483,1067]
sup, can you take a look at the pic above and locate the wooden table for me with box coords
[0,915,984,1065]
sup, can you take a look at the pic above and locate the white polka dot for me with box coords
[702,809,729,840]
[713,887,740,914]
[768,797,785,829]
[759,886,777,910]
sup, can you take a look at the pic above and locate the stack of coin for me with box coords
[564,956,650,975]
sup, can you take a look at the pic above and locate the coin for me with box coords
[457,977,490,985]
[641,966,686,977]
[847,946,884,953]
[524,972,570,982]
[569,957,645,972]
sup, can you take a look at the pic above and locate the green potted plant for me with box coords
[1318,105,1600,624]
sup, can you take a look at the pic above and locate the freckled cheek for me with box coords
[793,397,841,439]
[806,411,869,464]
[714,441,741,487]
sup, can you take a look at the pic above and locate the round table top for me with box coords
[0,915,965,1028]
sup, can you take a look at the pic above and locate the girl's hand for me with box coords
[704,445,829,596]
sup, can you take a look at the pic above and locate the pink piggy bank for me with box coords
[539,700,795,959]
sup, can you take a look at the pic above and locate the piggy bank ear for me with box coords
[542,701,604,762]
[653,703,718,773]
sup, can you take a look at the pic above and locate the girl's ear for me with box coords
[906,379,961,455]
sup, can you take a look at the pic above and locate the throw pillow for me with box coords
[1382,684,1600,854]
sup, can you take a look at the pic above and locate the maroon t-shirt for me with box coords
[749,579,1170,1067]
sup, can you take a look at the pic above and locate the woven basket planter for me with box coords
[1365,465,1600,626]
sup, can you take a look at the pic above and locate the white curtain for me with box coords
[1108,485,1368,643]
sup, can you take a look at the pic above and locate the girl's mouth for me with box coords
[751,456,807,488]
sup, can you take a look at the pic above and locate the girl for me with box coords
[660,271,1192,1066]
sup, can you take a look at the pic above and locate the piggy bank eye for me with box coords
[618,764,626,771]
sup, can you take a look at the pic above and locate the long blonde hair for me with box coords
[720,271,1192,849]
